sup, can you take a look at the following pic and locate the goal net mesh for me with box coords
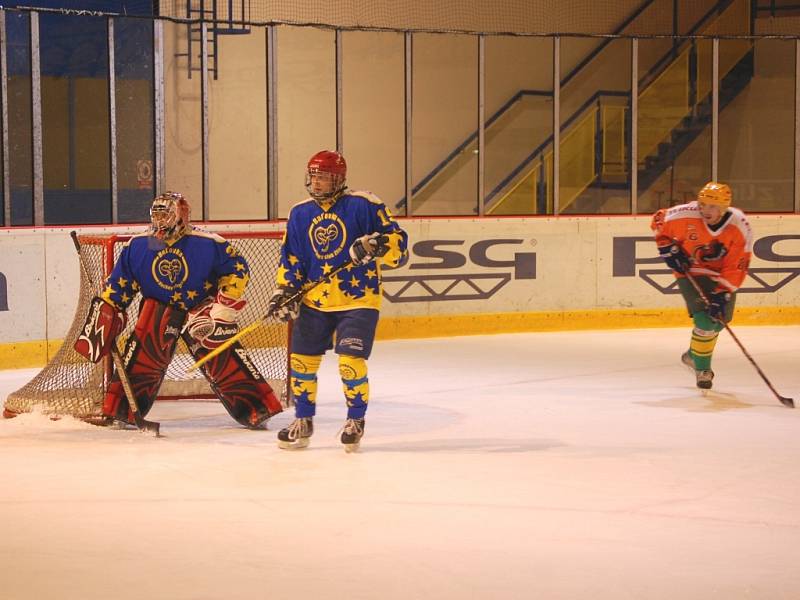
[4,231,289,420]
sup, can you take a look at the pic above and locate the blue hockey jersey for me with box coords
[101,228,250,311]
[276,190,407,312]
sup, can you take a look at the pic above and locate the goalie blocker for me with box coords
[99,297,282,428]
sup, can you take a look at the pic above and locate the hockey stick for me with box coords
[70,231,161,435]
[187,260,355,373]
[683,270,794,408]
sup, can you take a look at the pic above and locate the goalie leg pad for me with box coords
[103,298,184,422]
[339,354,369,420]
[185,335,283,428]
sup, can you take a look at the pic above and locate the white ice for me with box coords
[1,326,800,600]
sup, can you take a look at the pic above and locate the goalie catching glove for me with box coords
[266,286,300,322]
[74,297,126,363]
[349,232,390,266]
[184,291,246,350]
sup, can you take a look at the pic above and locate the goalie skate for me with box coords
[340,418,365,453]
[681,351,714,390]
[277,417,313,450]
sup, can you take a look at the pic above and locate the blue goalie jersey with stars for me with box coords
[101,229,250,312]
[276,190,408,312]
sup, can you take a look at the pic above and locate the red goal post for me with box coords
[3,230,290,420]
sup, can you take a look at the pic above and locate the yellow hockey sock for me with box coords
[339,354,369,419]
[290,353,322,417]
[689,327,719,371]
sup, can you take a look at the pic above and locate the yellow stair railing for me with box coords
[488,0,752,216]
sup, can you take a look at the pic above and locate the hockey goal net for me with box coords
[3,230,289,420]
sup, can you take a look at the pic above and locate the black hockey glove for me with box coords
[658,243,690,273]
[349,232,390,266]
[266,286,301,322]
[706,290,731,321]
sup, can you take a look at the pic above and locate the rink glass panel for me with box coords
[275,25,336,218]
[208,26,269,220]
[114,16,155,224]
[718,39,795,213]
[410,33,478,216]
[341,30,405,217]
[482,36,553,217]
[559,37,632,215]
[40,13,111,224]
[162,19,203,217]
[6,11,33,226]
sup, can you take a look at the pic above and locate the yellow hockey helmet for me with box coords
[697,181,732,208]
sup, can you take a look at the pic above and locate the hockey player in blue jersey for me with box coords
[74,191,283,428]
[267,150,408,452]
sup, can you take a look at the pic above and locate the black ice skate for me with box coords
[681,351,714,390]
[277,417,313,449]
[340,418,365,453]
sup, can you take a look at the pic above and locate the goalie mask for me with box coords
[150,191,191,243]
[305,150,347,202]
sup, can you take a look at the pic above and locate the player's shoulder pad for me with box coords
[287,197,318,217]
[125,231,151,249]
[726,207,754,247]
[345,189,385,206]
[186,228,228,243]
[663,201,700,222]
[727,206,749,223]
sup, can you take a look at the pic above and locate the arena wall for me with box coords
[0,214,798,369]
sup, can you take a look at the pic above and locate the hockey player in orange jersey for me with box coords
[651,181,753,389]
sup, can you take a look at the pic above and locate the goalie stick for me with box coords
[70,231,162,435]
[187,259,356,373]
[683,269,794,409]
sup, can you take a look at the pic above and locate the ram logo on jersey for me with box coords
[309,213,346,260]
[152,247,189,290]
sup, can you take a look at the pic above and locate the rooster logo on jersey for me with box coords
[694,240,728,263]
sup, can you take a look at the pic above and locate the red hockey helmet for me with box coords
[150,191,191,242]
[306,150,347,201]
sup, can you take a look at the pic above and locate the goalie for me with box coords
[74,191,283,428]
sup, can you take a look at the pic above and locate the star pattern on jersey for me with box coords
[187,290,199,301]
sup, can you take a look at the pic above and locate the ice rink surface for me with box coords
[1,326,799,600]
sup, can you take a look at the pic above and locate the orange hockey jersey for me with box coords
[651,201,753,292]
